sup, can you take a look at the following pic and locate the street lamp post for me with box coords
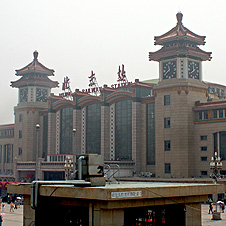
[64,157,73,180]
[210,152,222,184]
[35,124,40,181]
[210,151,223,220]
[72,128,76,179]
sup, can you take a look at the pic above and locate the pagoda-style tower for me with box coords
[11,51,58,163]
[149,12,212,82]
[149,13,212,178]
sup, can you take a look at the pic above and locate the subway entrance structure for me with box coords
[8,176,224,226]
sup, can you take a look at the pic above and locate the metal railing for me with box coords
[104,164,120,184]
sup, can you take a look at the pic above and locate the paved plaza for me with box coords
[0,203,226,225]
[0,203,23,226]
[202,204,226,226]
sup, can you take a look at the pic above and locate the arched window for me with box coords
[115,100,132,160]
[60,107,73,154]
[86,104,101,154]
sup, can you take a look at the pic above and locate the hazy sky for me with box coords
[0,0,226,124]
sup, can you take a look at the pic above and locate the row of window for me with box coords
[0,144,13,163]
[0,129,14,137]
[165,163,208,175]
[208,87,225,97]
[198,109,226,120]
[164,140,208,153]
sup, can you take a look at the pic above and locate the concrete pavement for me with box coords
[202,204,226,226]
[0,203,23,226]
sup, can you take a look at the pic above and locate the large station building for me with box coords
[1,12,226,182]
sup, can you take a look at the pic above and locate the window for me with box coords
[115,100,132,161]
[164,118,170,128]
[3,144,13,163]
[18,148,22,156]
[165,163,171,174]
[201,171,207,176]
[199,111,208,120]
[86,104,101,154]
[19,114,23,122]
[200,135,207,140]
[201,146,207,151]
[164,95,170,106]
[146,103,155,165]
[216,88,220,96]
[60,107,73,154]
[201,157,207,161]
[19,130,22,139]
[219,109,224,118]
[164,140,171,151]
[204,111,208,119]
[42,115,48,159]
[214,131,226,160]
[213,110,218,118]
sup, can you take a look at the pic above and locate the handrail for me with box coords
[104,164,120,184]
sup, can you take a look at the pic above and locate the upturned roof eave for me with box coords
[15,51,55,76]
[15,61,55,76]
[154,24,206,46]
[149,47,212,62]
[11,77,59,88]
[155,35,205,46]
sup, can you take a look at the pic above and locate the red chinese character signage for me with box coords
[81,65,131,94]
[59,76,72,99]
[117,64,127,82]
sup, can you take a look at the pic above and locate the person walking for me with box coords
[222,203,225,213]
[1,203,5,212]
[208,203,213,214]
[0,214,3,226]
[10,202,14,212]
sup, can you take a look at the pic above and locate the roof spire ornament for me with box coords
[33,50,39,61]
[176,12,183,25]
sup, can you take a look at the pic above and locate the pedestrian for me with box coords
[10,202,14,212]
[208,203,213,214]
[222,203,225,213]
[2,203,5,212]
[14,200,18,209]
[0,214,3,226]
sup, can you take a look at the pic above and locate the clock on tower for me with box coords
[36,88,48,102]
[19,88,28,102]
[163,61,176,79]
[188,61,200,79]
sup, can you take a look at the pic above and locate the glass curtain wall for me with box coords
[86,104,101,154]
[3,144,13,163]
[115,100,132,160]
[60,107,73,154]
[42,115,48,159]
[214,131,226,160]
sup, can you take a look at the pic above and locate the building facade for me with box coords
[1,13,226,181]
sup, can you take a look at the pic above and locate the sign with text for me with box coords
[111,190,142,199]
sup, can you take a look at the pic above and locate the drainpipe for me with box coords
[78,156,85,180]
